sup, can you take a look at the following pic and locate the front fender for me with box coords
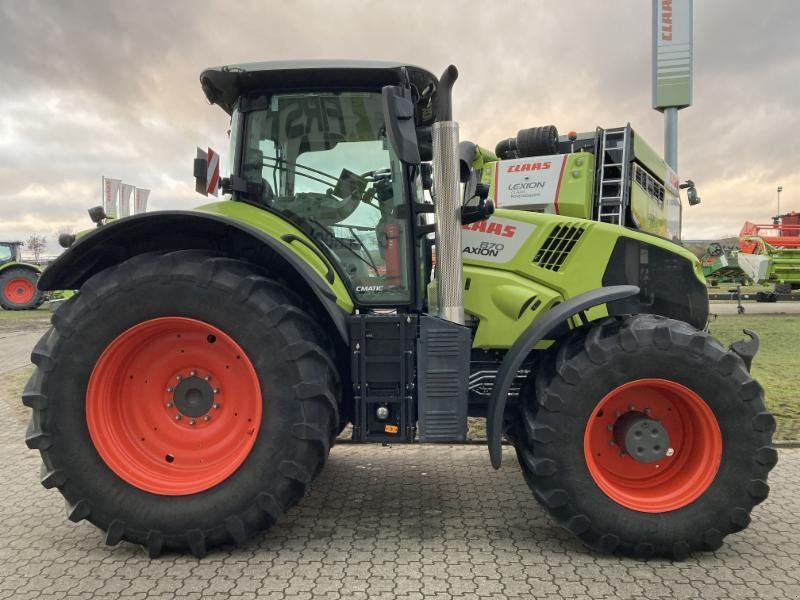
[487,285,640,469]
[41,210,353,343]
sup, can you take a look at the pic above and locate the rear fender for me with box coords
[40,210,353,343]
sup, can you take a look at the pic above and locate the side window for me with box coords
[0,246,11,263]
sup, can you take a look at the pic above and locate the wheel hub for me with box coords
[171,374,215,418]
[86,317,262,495]
[583,378,723,513]
[612,411,669,463]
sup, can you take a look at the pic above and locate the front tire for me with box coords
[514,315,777,559]
[23,251,339,556]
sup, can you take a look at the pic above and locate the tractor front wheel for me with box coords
[0,267,44,310]
[514,314,777,559]
[23,251,340,556]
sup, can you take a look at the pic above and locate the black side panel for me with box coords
[417,316,471,442]
[602,237,709,330]
[350,314,417,442]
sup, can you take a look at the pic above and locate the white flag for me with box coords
[119,183,134,217]
[103,177,121,219]
[134,188,150,214]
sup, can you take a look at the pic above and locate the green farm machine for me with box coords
[739,212,800,293]
[26,61,775,559]
[0,241,44,310]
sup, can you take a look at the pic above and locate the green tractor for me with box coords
[0,241,45,310]
[26,61,775,559]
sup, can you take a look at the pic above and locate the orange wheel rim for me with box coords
[583,378,722,513]
[86,317,262,495]
[4,277,35,304]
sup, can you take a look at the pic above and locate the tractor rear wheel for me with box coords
[514,314,777,559]
[0,267,44,310]
[23,250,339,556]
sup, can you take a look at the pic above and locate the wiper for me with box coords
[261,156,341,187]
[258,158,338,190]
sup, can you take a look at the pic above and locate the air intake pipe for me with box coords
[432,65,464,325]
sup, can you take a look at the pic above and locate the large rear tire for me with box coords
[23,251,340,556]
[514,314,777,559]
[0,267,44,310]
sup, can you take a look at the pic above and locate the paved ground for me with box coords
[710,301,800,315]
[1,390,798,600]
[0,328,47,375]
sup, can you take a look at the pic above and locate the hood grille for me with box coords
[534,224,586,271]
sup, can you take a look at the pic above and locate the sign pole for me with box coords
[652,0,693,172]
[664,107,678,171]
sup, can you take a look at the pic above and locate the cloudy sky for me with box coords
[0,0,797,256]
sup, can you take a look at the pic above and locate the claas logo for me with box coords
[507,161,551,173]
[462,220,517,238]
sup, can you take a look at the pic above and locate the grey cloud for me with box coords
[0,0,797,253]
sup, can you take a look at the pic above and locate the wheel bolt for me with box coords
[666,447,675,457]
[606,424,613,431]
[176,374,183,381]
[166,386,174,393]
[189,419,196,426]
[165,402,173,408]
[174,414,181,421]
[213,388,220,394]
[190,370,196,376]
[213,403,220,409]
[203,415,211,422]
[204,375,211,381]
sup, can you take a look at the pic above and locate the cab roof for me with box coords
[200,60,439,117]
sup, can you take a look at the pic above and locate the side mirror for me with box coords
[461,183,494,225]
[194,147,221,196]
[381,85,420,165]
[194,151,208,196]
[458,141,476,184]
[680,179,701,206]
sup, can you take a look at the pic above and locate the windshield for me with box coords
[240,92,410,303]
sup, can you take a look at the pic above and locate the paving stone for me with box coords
[1,407,798,599]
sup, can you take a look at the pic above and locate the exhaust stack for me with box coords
[431,65,463,325]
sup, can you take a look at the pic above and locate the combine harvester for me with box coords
[25,61,774,560]
[738,212,800,294]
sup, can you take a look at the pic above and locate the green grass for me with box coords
[708,314,800,440]
[0,305,50,320]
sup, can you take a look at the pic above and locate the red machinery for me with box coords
[739,212,800,254]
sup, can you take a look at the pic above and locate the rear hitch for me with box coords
[729,329,759,371]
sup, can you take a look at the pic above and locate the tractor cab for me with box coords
[198,61,440,306]
[0,241,22,265]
